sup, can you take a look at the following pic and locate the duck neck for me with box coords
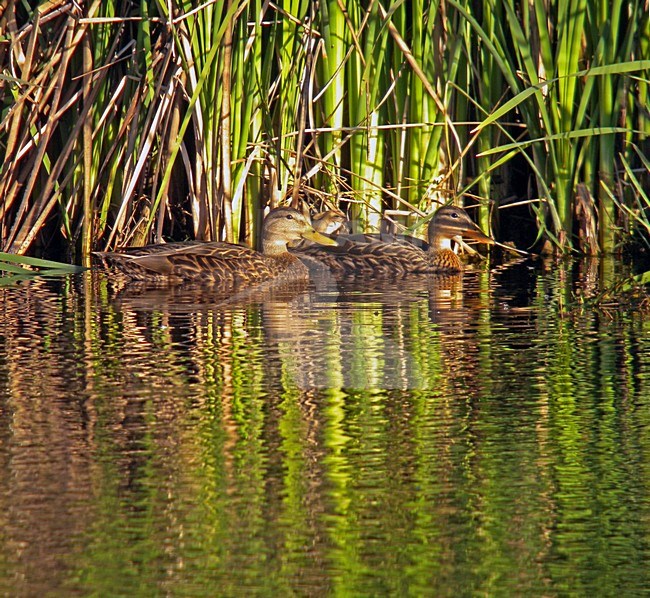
[427,232,452,254]
[262,237,289,256]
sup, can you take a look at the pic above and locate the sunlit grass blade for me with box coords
[0,252,85,274]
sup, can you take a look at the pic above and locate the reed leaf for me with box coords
[0,252,84,273]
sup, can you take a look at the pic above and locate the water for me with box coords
[1,258,650,596]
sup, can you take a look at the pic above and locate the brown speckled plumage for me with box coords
[94,207,336,284]
[292,206,493,276]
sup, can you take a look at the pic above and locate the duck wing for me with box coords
[291,238,431,276]
[94,242,280,283]
[337,232,430,251]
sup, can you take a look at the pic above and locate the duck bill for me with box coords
[463,224,495,245]
[301,230,339,246]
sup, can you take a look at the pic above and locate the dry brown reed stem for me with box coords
[220,0,234,243]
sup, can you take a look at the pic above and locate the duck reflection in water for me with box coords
[95,267,481,393]
[266,274,486,391]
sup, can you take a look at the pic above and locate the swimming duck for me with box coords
[290,209,350,250]
[94,207,337,284]
[312,210,349,235]
[291,205,493,276]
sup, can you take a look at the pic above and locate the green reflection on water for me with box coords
[1,265,650,596]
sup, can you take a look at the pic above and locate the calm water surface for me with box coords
[1,258,650,596]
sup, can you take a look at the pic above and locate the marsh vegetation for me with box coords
[0,1,649,265]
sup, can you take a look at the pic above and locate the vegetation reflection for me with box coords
[0,263,650,595]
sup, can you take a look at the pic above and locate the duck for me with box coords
[93,207,337,284]
[312,209,349,235]
[289,209,350,250]
[291,205,493,276]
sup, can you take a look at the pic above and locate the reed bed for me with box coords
[0,0,648,261]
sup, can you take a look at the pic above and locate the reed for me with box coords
[462,0,650,253]
[0,251,84,282]
[0,0,648,259]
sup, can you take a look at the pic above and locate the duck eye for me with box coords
[451,211,459,218]
[286,214,294,220]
